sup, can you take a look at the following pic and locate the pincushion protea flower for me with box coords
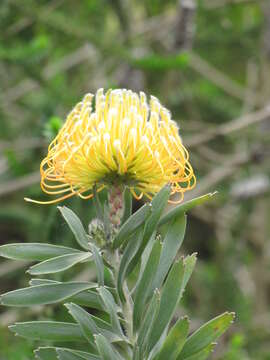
[25,88,195,204]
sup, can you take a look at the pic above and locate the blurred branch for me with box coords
[5,0,65,36]
[204,0,266,8]
[186,103,270,147]
[9,0,94,40]
[184,151,249,200]
[1,43,98,105]
[189,52,262,104]
[0,171,40,198]
[174,0,196,50]
[0,137,45,152]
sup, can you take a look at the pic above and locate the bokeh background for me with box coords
[0,0,270,359]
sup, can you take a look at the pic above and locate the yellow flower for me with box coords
[25,89,195,204]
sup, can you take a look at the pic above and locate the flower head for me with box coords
[25,89,195,204]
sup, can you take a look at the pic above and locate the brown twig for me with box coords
[186,103,270,147]
[0,172,40,198]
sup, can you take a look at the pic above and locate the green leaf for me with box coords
[98,287,123,336]
[30,278,58,286]
[122,187,132,224]
[1,282,96,306]
[117,228,143,301]
[179,344,216,360]
[29,279,104,310]
[133,240,162,331]
[9,321,86,342]
[137,289,160,350]
[178,312,235,359]
[143,185,171,243]
[152,214,186,291]
[0,243,80,261]
[159,193,217,227]
[27,252,91,275]
[58,206,90,250]
[65,303,99,343]
[34,347,57,360]
[126,185,170,276]
[65,303,122,343]
[153,317,189,360]
[147,259,185,354]
[95,334,124,360]
[57,348,100,360]
[35,348,100,360]
[69,290,104,310]
[182,253,197,290]
[89,244,104,286]
[113,203,152,249]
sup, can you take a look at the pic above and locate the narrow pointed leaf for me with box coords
[152,214,186,291]
[95,334,124,360]
[1,282,96,306]
[133,240,162,331]
[137,289,160,349]
[36,348,100,360]
[98,287,123,336]
[58,349,100,360]
[117,228,143,301]
[59,206,90,250]
[65,303,122,343]
[143,185,171,243]
[148,259,185,353]
[34,347,57,360]
[178,312,235,359]
[179,344,216,360]
[159,192,217,226]
[182,253,197,289]
[9,321,86,342]
[28,252,91,275]
[65,303,99,342]
[0,243,80,261]
[30,278,58,286]
[70,290,104,310]
[29,280,104,310]
[89,244,104,286]
[126,185,170,276]
[113,203,151,249]
[153,317,189,360]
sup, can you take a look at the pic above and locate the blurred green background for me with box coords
[0,0,270,359]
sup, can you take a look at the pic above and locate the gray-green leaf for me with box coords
[65,303,122,343]
[147,259,185,353]
[159,192,216,227]
[153,317,189,360]
[98,287,123,337]
[1,282,96,306]
[178,312,235,359]
[58,206,90,250]
[113,203,152,249]
[28,252,91,275]
[117,228,143,301]
[152,214,186,291]
[10,321,86,342]
[0,243,80,261]
[95,334,124,360]
[89,244,104,286]
[133,240,162,331]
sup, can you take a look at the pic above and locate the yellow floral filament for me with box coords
[25,89,196,204]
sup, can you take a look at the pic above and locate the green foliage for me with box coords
[0,190,233,359]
